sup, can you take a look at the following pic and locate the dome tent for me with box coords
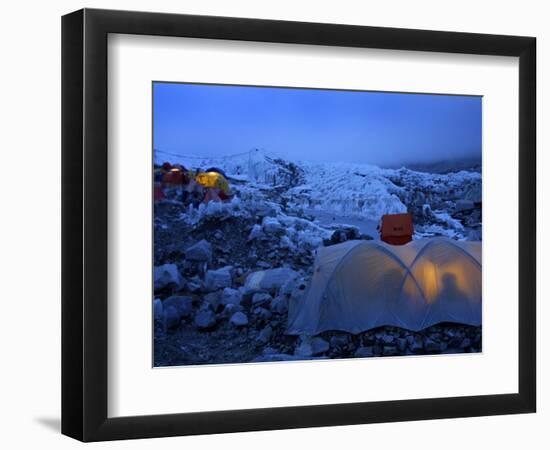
[195,171,230,194]
[287,237,481,335]
[205,167,228,178]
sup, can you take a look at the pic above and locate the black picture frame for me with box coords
[62,8,536,442]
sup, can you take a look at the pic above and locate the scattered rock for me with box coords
[354,346,374,358]
[396,338,407,352]
[154,264,183,290]
[456,199,475,212]
[294,340,313,357]
[203,291,221,310]
[185,239,213,262]
[194,309,216,330]
[270,295,288,314]
[383,345,398,356]
[262,216,284,234]
[295,336,330,357]
[279,278,298,296]
[310,337,330,355]
[423,338,440,353]
[448,336,462,348]
[221,287,243,306]
[186,276,203,293]
[262,346,278,355]
[164,306,180,329]
[256,261,271,269]
[330,334,350,349]
[248,224,264,241]
[410,335,424,352]
[253,307,272,321]
[204,266,233,291]
[221,303,243,318]
[230,311,249,327]
[163,295,194,318]
[257,325,273,344]
[252,292,272,306]
[245,268,299,292]
[467,229,482,241]
[153,298,163,321]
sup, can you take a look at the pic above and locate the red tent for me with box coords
[154,183,165,201]
[380,213,414,245]
[162,168,188,186]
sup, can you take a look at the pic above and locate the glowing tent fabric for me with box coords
[195,171,231,194]
[287,238,481,335]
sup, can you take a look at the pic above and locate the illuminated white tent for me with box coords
[287,237,481,335]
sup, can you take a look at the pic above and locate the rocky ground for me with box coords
[153,162,482,366]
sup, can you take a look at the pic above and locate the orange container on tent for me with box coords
[380,213,414,245]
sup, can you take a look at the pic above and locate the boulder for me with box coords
[203,291,221,310]
[270,296,288,314]
[252,292,272,306]
[382,345,398,356]
[253,307,272,321]
[396,338,407,352]
[245,268,299,292]
[262,346,278,355]
[257,325,273,344]
[185,239,212,262]
[279,235,295,250]
[354,346,374,358]
[456,199,475,212]
[262,216,284,234]
[464,184,482,203]
[247,224,264,241]
[310,337,330,355]
[256,261,271,269]
[279,278,298,296]
[194,309,216,330]
[423,338,440,353]
[164,306,181,329]
[230,312,249,327]
[467,229,482,241]
[220,287,243,306]
[153,298,163,321]
[204,266,233,291]
[162,296,194,318]
[410,335,424,352]
[221,303,243,318]
[154,264,183,291]
[330,334,350,350]
[186,276,203,293]
[295,336,329,357]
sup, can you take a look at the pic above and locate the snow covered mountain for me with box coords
[155,148,481,240]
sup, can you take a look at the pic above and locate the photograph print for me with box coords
[152,82,482,367]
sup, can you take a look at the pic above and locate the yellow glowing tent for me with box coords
[195,171,230,194]
[287,237,481,335]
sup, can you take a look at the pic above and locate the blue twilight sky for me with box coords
[153,82,481,167]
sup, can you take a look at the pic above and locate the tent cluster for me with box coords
[287,237,481,335]
[154,162,232,206]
